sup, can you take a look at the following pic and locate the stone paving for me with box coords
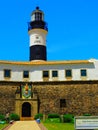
[7,121,41,130]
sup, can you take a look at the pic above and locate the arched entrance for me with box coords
[22,102,31,117]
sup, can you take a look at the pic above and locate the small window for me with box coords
[23,71,29,78]
[52,71,58,77]
[43,71,49,78]
[81,69,87,77]
[65,69,72,77]
[60,99,66,108]
[4,69,11,78]
[35,12,42,21]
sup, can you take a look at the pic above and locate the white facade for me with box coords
[0,59,98,82]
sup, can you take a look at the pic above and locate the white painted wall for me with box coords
[0,60,98,82]
[30,29,47,46]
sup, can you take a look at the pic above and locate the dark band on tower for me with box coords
[28,7,48,61]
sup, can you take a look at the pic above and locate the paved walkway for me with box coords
[7,121,41,130]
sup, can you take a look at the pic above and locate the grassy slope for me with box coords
[0,124,8,130]
[43,123,74,130]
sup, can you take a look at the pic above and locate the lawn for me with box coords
[0,124,8,130]
[43,123,74,130]
[0,122,74,130]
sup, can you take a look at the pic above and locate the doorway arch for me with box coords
[22,102,31,117]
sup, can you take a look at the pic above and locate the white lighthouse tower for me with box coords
[28,7,48,61]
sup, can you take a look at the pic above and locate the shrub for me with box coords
[0,114,5,121]
[63,114,73,123]
[48,113,60,118]
[83,113,91,116]
[34,113,43,120]
[10,113,20,121]
[45,118,61,123]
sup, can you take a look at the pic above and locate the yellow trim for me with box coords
[80,77,87,80]
[23,78,29,81]
[28,28,48,35]
[0,60,92,66]
[52,77,58,81]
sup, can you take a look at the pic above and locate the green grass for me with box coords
[45,118,61,123]
[0,124,8,130]
[43,123,74,130]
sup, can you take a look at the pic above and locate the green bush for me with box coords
[48,113,60,118]
[63,114,74,123]
[0,114,5,121]
[45,118,61,123]
[34,113,43,120]
[83,113,91,116]
[10,113,20,121]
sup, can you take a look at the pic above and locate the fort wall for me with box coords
[0,81,98,116]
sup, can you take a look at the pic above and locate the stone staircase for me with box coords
[20,117,34,121]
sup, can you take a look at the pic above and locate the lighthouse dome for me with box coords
[31,6,44,21]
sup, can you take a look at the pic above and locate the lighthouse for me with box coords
[28,7,48,61]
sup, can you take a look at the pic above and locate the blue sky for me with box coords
[0,0,98,61]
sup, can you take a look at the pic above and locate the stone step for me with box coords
[20,117,34,121]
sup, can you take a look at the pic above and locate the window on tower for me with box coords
[35,12,42,21]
